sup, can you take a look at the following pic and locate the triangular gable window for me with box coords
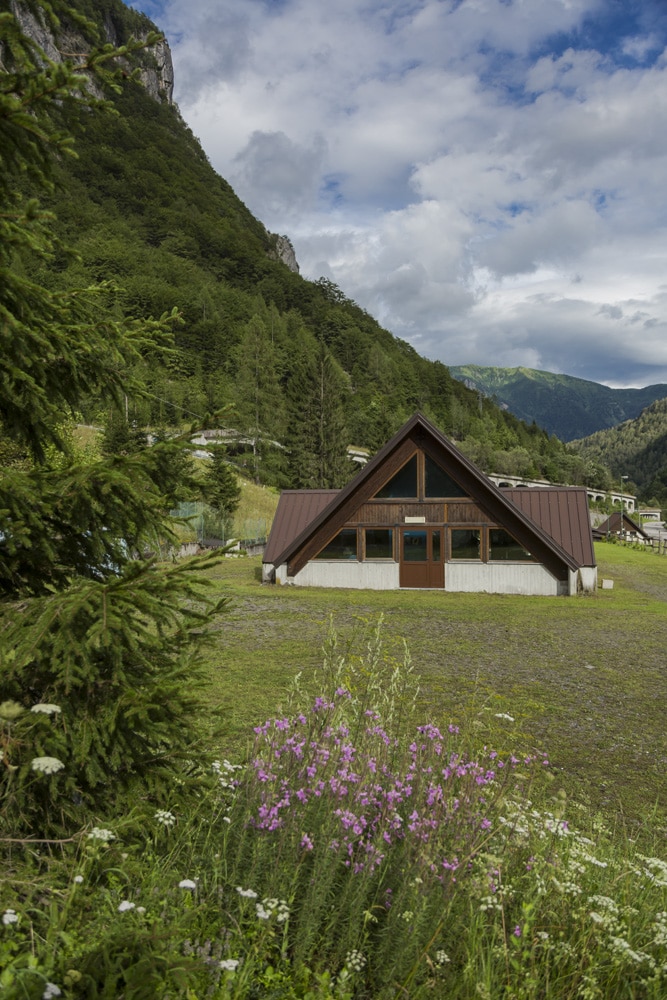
[376,455,418,498]
[489,528,535,562]
[425,454,467,498]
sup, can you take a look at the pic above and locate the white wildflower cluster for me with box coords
[636,856,667,888]
[587,895,620,929]
[2,909,18,926]
[608,935,654,968]
[219,958,240,972]
[42,984,61,999]
[212,759,242,789]
[434,949,450,965]
[401,910,414,922]
[87,827,115,842]
[575,848,608,869]
[178,879,197,890]
[496,799,531,840]
[30,703,62,716]
[117,899,145,914]
[154,809,176,828]
[652,911,667,947]
[542,814,570,838]
[236,886,258,898]
[550,876,583,897]
[255,898,290,922]
[561,835,610,878]
[479,894,503,913]
[30,756,64,775]
[498,800,571,844]
[0,700,23,721]
[344,949,366,972]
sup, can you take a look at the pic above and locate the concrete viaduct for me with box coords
[486,473,636,512]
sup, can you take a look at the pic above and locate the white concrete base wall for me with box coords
[266,561,597,596]
[290,560,401,589]
[444,562,561,596]
[270,561,400,589]
[576,567,598,593]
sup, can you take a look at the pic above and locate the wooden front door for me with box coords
[399,528,444,588]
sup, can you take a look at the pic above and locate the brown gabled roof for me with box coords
[263,490,339,564]
[504,487,595,567]
[265,413,595,577]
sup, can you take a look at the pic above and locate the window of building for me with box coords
[375,455,418,498]
[364,528,394,559]
[425,454,467,498]
[450,528,481,559]
[488,528,535,561]
[403,530,428,561]
[314,529,358,560]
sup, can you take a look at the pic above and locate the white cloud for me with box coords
[231,131,327,219]
[133,0,667,385]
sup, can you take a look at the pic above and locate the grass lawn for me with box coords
[198,541,667,826]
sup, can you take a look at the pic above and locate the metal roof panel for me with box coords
[263,490,339,564]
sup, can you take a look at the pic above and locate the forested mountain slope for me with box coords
[571,399,667,508]
[16,0,610,491]
[450,365,667,442]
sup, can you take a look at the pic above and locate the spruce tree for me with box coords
[0,4,228,837]
[232,313,286,483]
[286,343,353,489]
[205,449,242,521]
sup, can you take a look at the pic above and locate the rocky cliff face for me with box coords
[270,234,300,274]
[11,0,301,273]
[137,36,174,104]
[9,0,174,105]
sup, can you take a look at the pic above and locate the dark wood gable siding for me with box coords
[418,435,572,581]
[287,438,418,576]
[446,502,486,523]
[355,502,444,524]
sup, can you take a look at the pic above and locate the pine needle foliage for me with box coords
[0,4,230,838]
[1,554,224,835]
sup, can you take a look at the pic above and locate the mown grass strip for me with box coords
[200,543,667,823]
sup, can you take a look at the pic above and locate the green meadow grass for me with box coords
[3,542,665,998]
[201,542,667,825]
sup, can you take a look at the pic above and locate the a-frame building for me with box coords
[263,413,597,596]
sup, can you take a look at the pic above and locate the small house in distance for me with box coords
[592,511,652,545]
[263,413,597,596]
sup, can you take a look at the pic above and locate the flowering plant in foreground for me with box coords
[1,624,665,998]
[219,680,551,991]
[214,622,667,998]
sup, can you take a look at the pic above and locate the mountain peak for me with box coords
[450,365,667,441]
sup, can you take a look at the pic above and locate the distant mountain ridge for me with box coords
[571,398,667,507]
[450,365,667,442]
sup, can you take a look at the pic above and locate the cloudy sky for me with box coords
[129,0,667,388]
